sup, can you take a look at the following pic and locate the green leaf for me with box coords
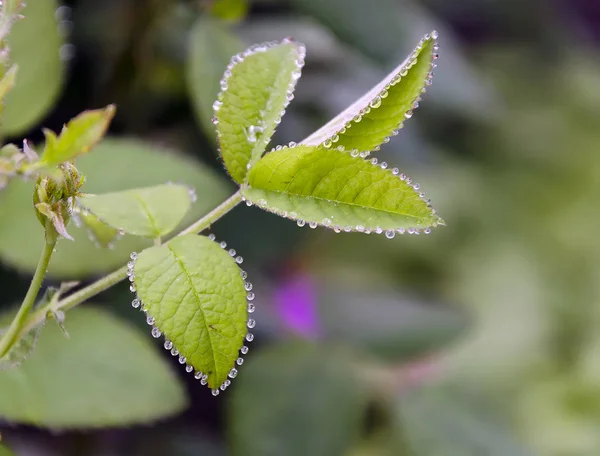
[242,144,442,233]
[0,318,45,371]
[0,137,230,278]
[0,306,187,428]
[187,18,244,140]
[0,65,17,103]
[399,385,536,456]
[0,444,14,456]
[302,33,437,151]
[319,284,468,361]
[208,0,250,23]
[74,208,120,248]
[215,39,305,183]
[133,234,249,391]
[37,105,116,167]
[77,183,194,239]
[3,0,64,136]
[229,342,369,456]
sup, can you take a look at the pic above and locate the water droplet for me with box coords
[247,319,256,328]
[323,139,332,148]
[164,340,173,350]
[353,114,363,123]
[128,275,135,282]
[292,69,302,80]
[229,368,238,378]
[201,376,208,386]
[237,357,244,365]
[322,218,332,226]
[146,315,155,325]
[404,110,414,119]
[371,158,378,165]
[424,228,432,234]
[246,200,253,207]
[195,371,203,380]
[151,327,161,338]
[360,151,369,158]
[171,347,179,356]
[127,261,134,270]
[344,226,352,232]
[241,271,248,279]
[178,356,186,364]
[247,292,255,301]
[244,282,253,291]
[380,162,388,169]
[208,234,216,241]
[220,382,228,391]
[219,241,227,249]
[309,221,318,229]
[259,199,267,207]
[236,256,244,264]
[212,389,220,396]
[241,346,249,354]
[131,298,140,308]
[331,134,339,143]
[356,225,365,232]
[375,227,383,234]
[333,226,342,233]
[413,183,420,190]
[400,173,407,180]
[213,100,222,111]
[228,249,236,256]
[130,252,138,260]
[380,89,389,98]
[245,125,264,143]
[59,43,75,61]
[289,212,297,219]
[247,303,255,313]
[246,333,254,342]
[297,219,305,227]
[129,284,136,293]
[350,150,359,158]
[397,228,405,234]
[385,230,396,239]
[369,96,382,108]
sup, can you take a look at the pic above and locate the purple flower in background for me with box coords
[274,273,320,339]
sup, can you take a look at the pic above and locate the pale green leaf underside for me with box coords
[303,33,436,151]
[4,0,64,135]
[77,184,193,239]
[74,208,120,248]
[216,40,304,183]
[0,307,187,428]
[187,17,244,139]
[242,145,442,232]
[133,234,248,389]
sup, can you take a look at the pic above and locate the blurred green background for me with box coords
[1,0,600,454]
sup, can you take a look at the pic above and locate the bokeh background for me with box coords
[1,0,600,454]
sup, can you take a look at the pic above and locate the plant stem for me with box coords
[0,238,56,358]
[15,190,243,341]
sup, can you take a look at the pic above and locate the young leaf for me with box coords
[208,0,250,22]
[187,18,244,139]
[0,138,230,278]
[215,39,305,183]
[3,0,64,136]
[133,234,249,391]
[77,183,194,239]
[73,207,120,248]
[0,306,187,428]
[0,319,45,371]
[302,33,437,151]
[242,145,442,234]
[37,105,116,167]
[230,342,369,456]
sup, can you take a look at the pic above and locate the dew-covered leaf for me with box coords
[303,33,436,151]
[242,144,442,233]
[399,385,536,456]
[0,306,187,428]
[229,342,369,456]
[77,183,194,239]
[37,105,115,167]
[187,18,244,139]
[215,39,305,183]
[3,0,64,136]
[0,137,230,277]
[133,234,249,390]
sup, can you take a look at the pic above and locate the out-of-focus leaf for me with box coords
[4,0,64,135]
[0,65,17,103]
[187,18,244,139]
[303,34,436,151]
[0,444,14,456]
[0,318,45,371]
[0,137,230,277]
[74,208,120,248]
[399,385,536,455]
[208,0,249,22]
[214,40,305,183]
[229,342,369,456]
[133,234,248,390]
[0,306,187,428]
[291,0,496,116]
[242,144,442,233]
[77,184,194,239]
[36,106,115,167]
[319,283,468,361]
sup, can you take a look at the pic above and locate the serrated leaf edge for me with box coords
[302,31,439,151]
[213,38,306,181]
[127,236,256,396]
[241,143,444,236]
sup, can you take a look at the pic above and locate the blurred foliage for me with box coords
[0,0,599,455]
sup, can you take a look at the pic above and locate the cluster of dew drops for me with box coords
[126,234,256,396]
[212,37,306,166]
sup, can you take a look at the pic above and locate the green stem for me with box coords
[15,190,243,342]
[0,238,56,358]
